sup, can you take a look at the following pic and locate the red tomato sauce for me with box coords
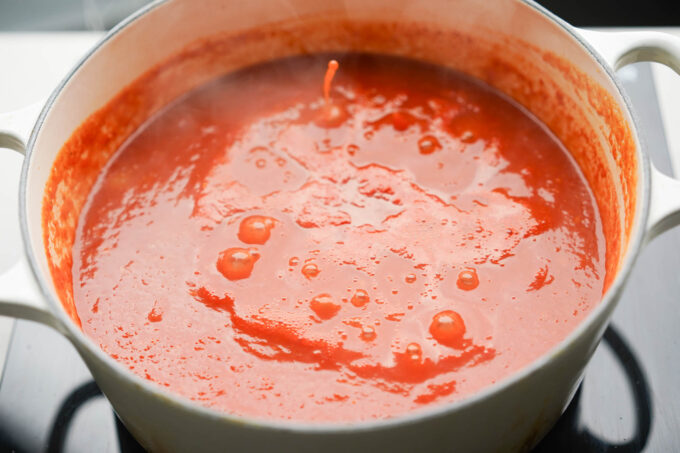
[72,53,604,422]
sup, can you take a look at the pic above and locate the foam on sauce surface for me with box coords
[73,53,604,421]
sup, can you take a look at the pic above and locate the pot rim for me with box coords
[18,0,651,433]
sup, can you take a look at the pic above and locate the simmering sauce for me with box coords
[72,53,604,421]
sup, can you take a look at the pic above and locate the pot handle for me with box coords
[0,103,62,329]
[579,29,680,242]
[0,102,42,154]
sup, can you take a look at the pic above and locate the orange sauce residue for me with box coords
[323,59,339,105]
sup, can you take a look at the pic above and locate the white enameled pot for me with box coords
[1,1,680,452]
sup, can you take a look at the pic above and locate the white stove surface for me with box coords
[0,29,679,376]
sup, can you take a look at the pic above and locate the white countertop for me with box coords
[0,28,679,371]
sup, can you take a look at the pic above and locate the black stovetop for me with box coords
[0,62,678,452]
